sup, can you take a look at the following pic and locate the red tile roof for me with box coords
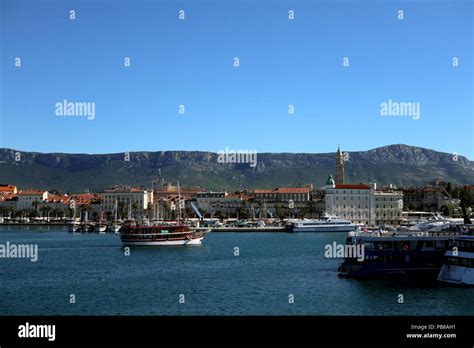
[334,184,370,190]
[0,185,16,192]
[18,190,45,196]
[46,194,69,203]
[105,187,145,193]
[275,188,310,193]
[255,188,310,194]
[67,194,102,205]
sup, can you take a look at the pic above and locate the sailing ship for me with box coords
[119,181,207,246]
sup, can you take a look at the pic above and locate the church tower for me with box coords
[335,146,345,185]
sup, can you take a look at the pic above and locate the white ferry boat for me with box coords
[286,214,357,233]
[438,234,474,286]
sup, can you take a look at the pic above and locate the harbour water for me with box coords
[0,228,473,316]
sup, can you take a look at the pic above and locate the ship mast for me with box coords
[177,181,182,223]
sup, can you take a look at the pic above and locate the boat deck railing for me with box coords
[348,230,461,238]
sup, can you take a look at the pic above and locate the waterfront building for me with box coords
[154,182,202,200]
[373,188,404,226]
[0,193,18,215]
[403,185,451,211]
[17,190,49,211]
[195,191,243,217]
[324,178,372,225]
[64,193,102,220]
[324,178,403,227]
[103,187,153,219]
[252,187,311,218]
[253,187,310,204]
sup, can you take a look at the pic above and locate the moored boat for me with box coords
[95,222,107,233]
[286,213,357,233]
[109,223,121,233]
[68,221,80,233]
[337,230,459,278]
[438,233,474,286]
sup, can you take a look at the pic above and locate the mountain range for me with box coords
[0,144,472,193]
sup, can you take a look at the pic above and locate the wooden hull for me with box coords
[121,236,204,246]
[120,224,205,246]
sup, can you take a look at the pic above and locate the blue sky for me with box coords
[1,0,473,158]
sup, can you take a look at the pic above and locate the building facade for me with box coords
[195,192,243,216]
[17,190,49,211]
[324,179,403,227]
[324,182,372,225]
[103,187,153,219]
[372,189,404,226]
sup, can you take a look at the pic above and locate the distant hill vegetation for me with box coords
[0,144,472,193]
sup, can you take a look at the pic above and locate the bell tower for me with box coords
[335,146,345,185]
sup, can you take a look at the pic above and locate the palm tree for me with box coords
[40,204,52,222]
[275,204,285,221]
[55,209,65,220]
[256,199,264,219]
[305,200,316,219]
[238,200,249,219]
[105,211,112,222]
[7,207,15,219]
[118,201,126,220]
[162,201,171,220]
[31,199,40,215]
[132,201,139,219]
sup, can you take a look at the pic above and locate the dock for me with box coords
[208,227,287,233]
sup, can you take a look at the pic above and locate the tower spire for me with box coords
[335,146,345,185]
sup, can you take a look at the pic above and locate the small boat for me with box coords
[95,222,107,233]
[68,221,80,233]
[108,223,121,233]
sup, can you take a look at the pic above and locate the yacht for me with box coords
[408,213,452,231]
[438,230,474,286]
[285,213,356,232]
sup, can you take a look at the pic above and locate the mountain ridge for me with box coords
[0,144,472,192]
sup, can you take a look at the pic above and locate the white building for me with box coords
[324,178,372,225]
[17,190,49,211]
[372,190,404,226]
[324,176,403,227]
[103,187,153,219]
[196,192,235,215]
